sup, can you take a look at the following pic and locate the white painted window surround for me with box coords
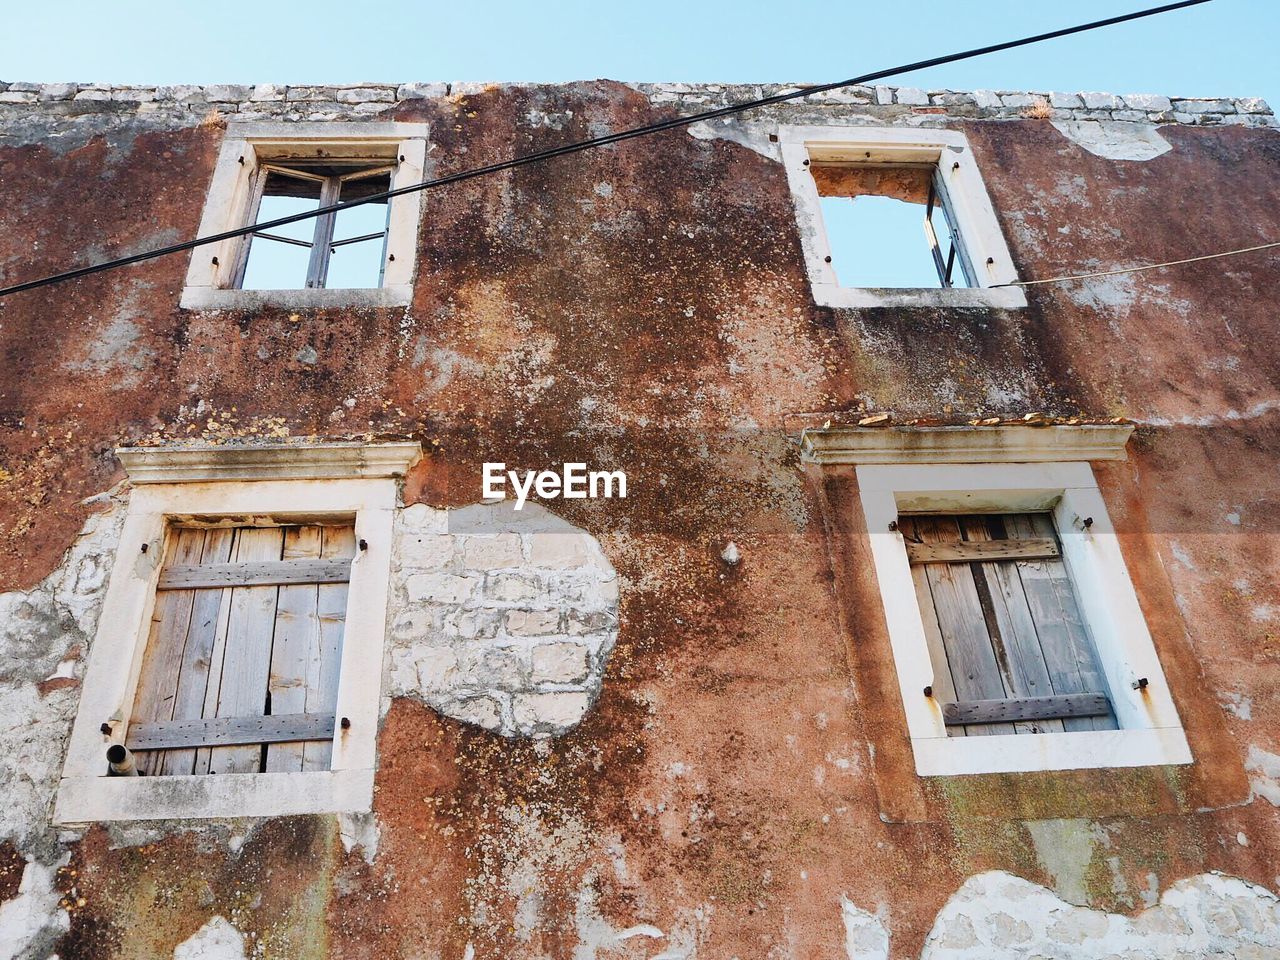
[179,122,429,311]
[54,442,421,823]
[801,424,1191,776]
[779,125,1027,310]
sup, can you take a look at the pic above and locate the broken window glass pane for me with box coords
[325,171,391,290]
[240,169,323,290]
[812,164,973,289]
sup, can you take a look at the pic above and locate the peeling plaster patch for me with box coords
[387,502,618,736]
[571,880,666,960]
[840,896,889,960]
[685,119,781,161]
[173,916,248,960]
[1246,746,1280,806]
[0,493,126,858]
[0,857,70,960]
[1220,692,1253,720]
[338,811,380,864]
[1051,119,1172,161]
[1025,819,1110,906]
[922,871,1280,959]
[1143,398,1280,428]
[61,302,157,389]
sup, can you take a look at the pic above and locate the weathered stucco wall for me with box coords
[0,80,1278,959]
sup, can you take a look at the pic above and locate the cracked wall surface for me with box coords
[1,79,1279,958]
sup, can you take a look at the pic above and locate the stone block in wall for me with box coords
[1237,97,1270,114]
[250,83,287,102]
[1122,93,1173,112]
[531,643,589,684]
[1049,92,1083,109]
[485,572,542,603]
[204,84,251,103]
[73,89,113,101]
[39,83,77,101]
[335,87,396,104]
[895,87,928,105]
[527,535,593,569]
[0,91,37,103]
[462,534,523,569]
[406,572,477,604]
[512,691,590,731]
[1172,98,1234,113]
[398,82,448,100]
[448,696,503,732]
[506,609,561,636]
[1081,91,1123,110]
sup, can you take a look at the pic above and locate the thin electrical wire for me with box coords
[0,0,1213,299]
[997,240,1280,287]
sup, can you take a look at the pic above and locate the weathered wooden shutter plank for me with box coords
[206,527,284,774]
[265,526,323,773]
[960,516,1066,735]
[306,524,355,770]
[131,528,206,775]
[154,527,237,776]
[912,516,1016,736]
[906,538,1059,564]
[157,558,352,590]
[1010,513,1117,732]
[942,693,1111,726]
[126,712,335,750]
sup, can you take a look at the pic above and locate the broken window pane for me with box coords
[236,163,392,291]
[240,169,323,290]
[812,164,973,289]
[325,171,391,290]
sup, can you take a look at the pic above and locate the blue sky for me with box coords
[3,1,1270,291]
[0,1,1273,107]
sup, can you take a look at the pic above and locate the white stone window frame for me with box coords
[802,425,1190,776]
[54,442,420,823]
[779,125,1027,310]
[179,121,429,311]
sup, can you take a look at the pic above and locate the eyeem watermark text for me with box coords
[483,463,627,510]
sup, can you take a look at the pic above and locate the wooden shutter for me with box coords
[900,512,1116,738]
[129,523,354,776]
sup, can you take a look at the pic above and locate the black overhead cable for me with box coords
[0,0,1213,299]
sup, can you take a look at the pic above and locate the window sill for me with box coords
[179,285,413,311]
[810,282,1027,311]
[913,726,1192,777]
[53,768,373,823]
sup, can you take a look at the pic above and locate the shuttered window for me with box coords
[901,512,1117,737]
[128,522,355,776]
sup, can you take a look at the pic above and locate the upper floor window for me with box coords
[180,121,429,311]
[240,161,394,291]
[779,126,1027,310]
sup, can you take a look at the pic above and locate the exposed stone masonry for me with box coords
[386,502,619,737]
[0,80,1271,128]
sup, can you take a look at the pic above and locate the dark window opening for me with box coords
[237,161,393,291]
[811,163,974,290]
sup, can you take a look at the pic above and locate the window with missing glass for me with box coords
[180,122,429,310]
[813,164,973,289]
[238,161,393,291]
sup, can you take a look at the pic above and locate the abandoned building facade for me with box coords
[0,78,1278,959]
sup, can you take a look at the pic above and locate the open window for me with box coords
[801,424,1191,776]
[813,165,972,289]
[779,126,1027,309]
[55,442,420,822]
[239,163,393,291]
[180,121,429,310]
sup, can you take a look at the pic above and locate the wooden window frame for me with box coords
[54,442,420,823]
[179,121,429,311]
[778,125,1028,310]
[856,458,1191,776]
